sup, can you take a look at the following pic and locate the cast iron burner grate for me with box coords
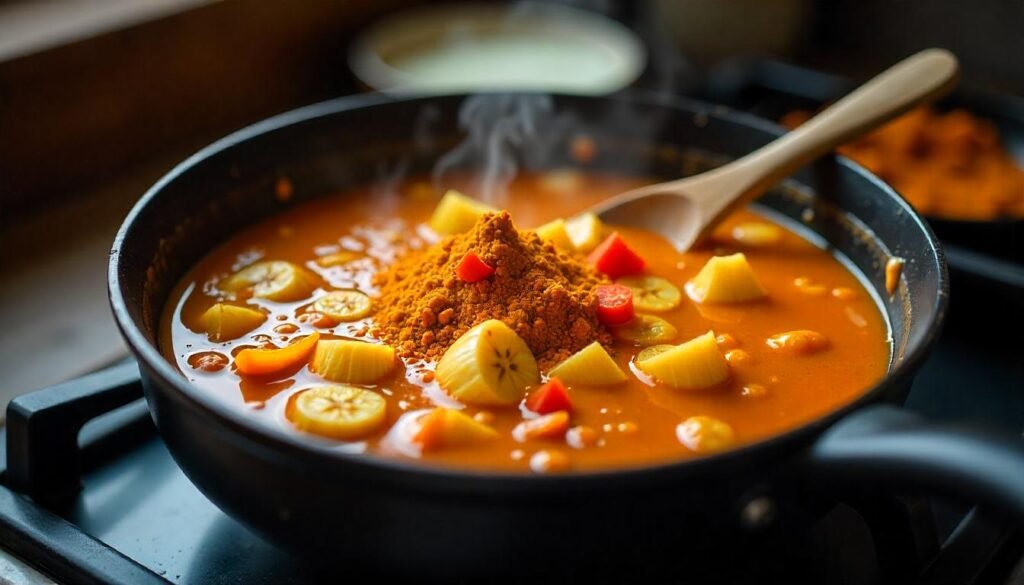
[0,358,1020,585]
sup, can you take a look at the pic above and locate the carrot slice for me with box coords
[235,332,320,376]
[512,410,570,442]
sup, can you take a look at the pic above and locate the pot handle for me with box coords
[5,360,147,503]
[801,405,1024,521]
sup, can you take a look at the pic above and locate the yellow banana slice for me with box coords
[221,261,317,302]
[636,344,675,363]
[435,319,539,406]
[547,341,626,385]
[617,276,682,312]
[613,315,678,346]
[291,385,386,440]
[311,339,395,384]
[636,331,729,390]
[313,290,372,321]
[197,303,266,341]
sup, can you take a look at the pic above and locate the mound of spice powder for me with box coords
[371,211,611,367]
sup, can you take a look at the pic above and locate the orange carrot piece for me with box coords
[512,410,570,442]
[235,332,320,376]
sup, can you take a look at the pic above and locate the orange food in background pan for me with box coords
[781,107,1024,220]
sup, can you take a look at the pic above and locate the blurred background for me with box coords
[1,0,1022,403]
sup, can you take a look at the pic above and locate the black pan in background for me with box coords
[701,56,1023,269]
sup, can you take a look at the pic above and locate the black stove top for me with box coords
[0,281,1020,585]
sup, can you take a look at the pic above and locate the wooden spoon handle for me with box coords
[690,48,959,219]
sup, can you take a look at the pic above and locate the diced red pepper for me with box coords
[455,251,495,282]
[594,284,635,326]
[588,232,646,279]
[525,378,572,414]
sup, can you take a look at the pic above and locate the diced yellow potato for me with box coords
[532,218,575,251]
[198,303,266,342]
[428,190,498,235]
[636,331,729,390]
[731,222,781,246]
[311,339,395,383]
[413,408,499,451]
[686,253,767,304]
[547,341,626,385]
[676,415,735,454]
[564,212,604,253]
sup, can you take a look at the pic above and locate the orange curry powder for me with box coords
[371,212,611,366]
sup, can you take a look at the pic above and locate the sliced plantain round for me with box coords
[313,290,372,321]
[435,319,539,406]
[636,344,675,363]
[221,261,317,302]
[614,314,678,346]
[291,385,387,440]
[617,276,682,312]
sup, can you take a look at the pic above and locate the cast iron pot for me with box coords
[109,93,1024,579]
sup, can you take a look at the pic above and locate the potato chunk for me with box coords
[428,190,498,235]
[198,303,266,341]
[311,339,395,383]
[636,331,729,390]
[686,253,766,304]
[532,218,575,250]
[547,342,626,385]
[564,212,604,253]
[413,408,499,451]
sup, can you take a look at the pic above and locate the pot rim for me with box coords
[108,91,949,492]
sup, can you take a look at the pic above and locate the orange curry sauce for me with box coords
[160,173,890,473]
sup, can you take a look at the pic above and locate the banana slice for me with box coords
[636,344,675,363]
[532,218,575,251]
[198,303,266,341]
[547,341,626,385]
[636,331,729,390]
[315,251,361,268]
[428,190,498,235]
[613,315,678,346]
[291,385,387,440]
[686,254,766,304]
[617,276,682,312]
[313,290,372,321]
[565,212,604,253]
[435,319,539,406]
[311,339,395,383]
[221,261,317,302]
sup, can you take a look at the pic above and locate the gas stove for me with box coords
[0,272,1021,584]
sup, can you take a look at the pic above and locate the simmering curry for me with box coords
[161,173,890,473]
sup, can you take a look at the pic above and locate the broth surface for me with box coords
[161,173,890,472]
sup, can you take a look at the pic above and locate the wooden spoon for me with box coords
[589,49,959,251]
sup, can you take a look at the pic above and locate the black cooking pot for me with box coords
[107,93,1024,579]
